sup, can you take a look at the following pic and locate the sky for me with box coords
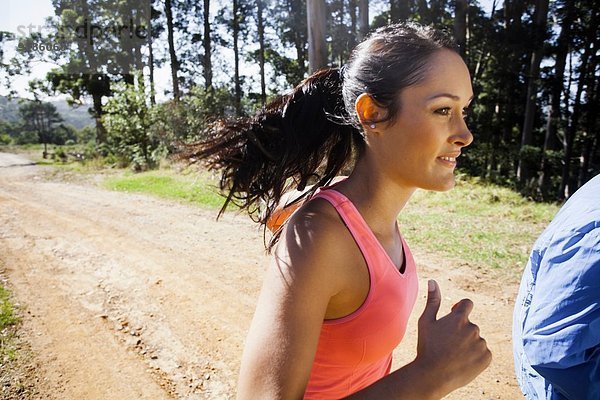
[1,0,64,98]
[0,0,501,101]
[0,0,172,100]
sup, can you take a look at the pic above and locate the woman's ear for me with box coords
[355,93,387,131]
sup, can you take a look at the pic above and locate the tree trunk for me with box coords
[257,0,267,106]
[485,98,502,181]
[578,133,595,188]
[203,0,213,90]
[148,34,156,106]
[538,0,574,199]
[165,0,180,101]
[92,91,107,144]
[307,0,327,73]
[517,0,549,187]
[454,0,468,58]
[79,0,107,144]
[233,0,242,115]
[357,0,369,41]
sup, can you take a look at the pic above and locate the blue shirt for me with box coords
[513,174,600,400]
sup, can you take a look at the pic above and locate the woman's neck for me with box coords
[333,154,416,238]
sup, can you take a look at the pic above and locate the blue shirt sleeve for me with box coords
[522,227,600,399]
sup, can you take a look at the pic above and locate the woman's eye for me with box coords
[435,107,451,116]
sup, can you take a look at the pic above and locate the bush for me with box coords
[103,80,162,170]
[102,79,238,169]
[149,85,235,149]
[52,146,68,162]
[14,130,39,145]
[77,125,96,144]
[0,133,12,145]
[519,145,543,165]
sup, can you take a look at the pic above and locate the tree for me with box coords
[148,1,166,106]
[578,69,599,187]
[233,0,243,115]
[9,0,152,145]
[307,0,327,73]
[103,80,162,170]
[454,0,468,58]
[214,0,252,115]
[538,0,575,199]
[329,0,356,66]
[18,101,64,157]
[267,0,308,87]
[203,0,213,90]
[559,2,599,198]
[256,0,267,106]
[517,0,549,188]
[165,0,181,101]
[43,0,111,144]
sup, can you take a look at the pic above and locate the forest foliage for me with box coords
[0,0,598,200]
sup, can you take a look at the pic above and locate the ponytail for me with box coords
[182,68,364,246]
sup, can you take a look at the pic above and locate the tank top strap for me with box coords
[311,189,383,267]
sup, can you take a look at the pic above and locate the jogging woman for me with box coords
[186,22,491,399]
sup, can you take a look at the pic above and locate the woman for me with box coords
[187,22,491,399]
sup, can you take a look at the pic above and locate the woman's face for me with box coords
[369,49,474,192]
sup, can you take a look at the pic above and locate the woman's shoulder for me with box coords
[273,196,361,289]
[285,195,350,248]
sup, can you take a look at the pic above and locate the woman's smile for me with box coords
[436,153,461,168]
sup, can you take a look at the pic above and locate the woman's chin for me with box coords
[427,177,456,192]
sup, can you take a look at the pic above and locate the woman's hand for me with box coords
[346,279,491,400]
[414,279,492,398]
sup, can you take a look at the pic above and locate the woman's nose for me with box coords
[451,119,473,147]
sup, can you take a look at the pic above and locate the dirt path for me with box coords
[0,152,524,399]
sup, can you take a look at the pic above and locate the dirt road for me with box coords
[0,152,524,399]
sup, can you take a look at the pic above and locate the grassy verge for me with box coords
[398,174,559,278]
[0,283,36,399]
[0,285,19,331]
[103,170,560,279]
[0,285,20,361]
[103,168,227,209]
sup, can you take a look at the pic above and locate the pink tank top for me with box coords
[303,188,419,399]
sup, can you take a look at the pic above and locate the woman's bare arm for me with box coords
[238,202,352,398]
[240,203,491,399]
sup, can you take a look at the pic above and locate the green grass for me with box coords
[103,169,227,209]
[397,175,560,278]
[0,284,20,364]
[0,285,19,331]
[0,283,36,398]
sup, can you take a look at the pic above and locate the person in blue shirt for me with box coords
[513,174,600,399]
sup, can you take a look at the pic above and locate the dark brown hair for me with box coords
[182,22,457,249]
